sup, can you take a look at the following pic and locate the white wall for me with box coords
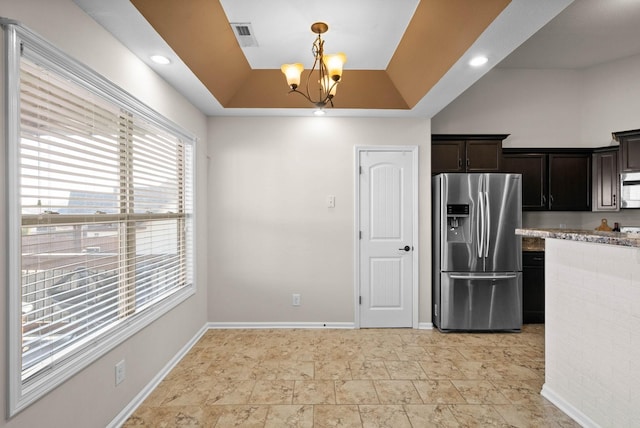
[207,116,432,326]
[543,239,640,427]
[580,54,640,146]
[432,68,584,148]
[432,54,640,229]
[0,1,208,426]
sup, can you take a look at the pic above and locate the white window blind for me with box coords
[5,21,195,415]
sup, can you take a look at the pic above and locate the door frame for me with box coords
[354,146,419,328]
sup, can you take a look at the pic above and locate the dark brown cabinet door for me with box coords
[548,153,591,211]
[431,140,465,174]
[592,149,619,211]
[431,135,506,174]
[502,153,547,210]
[620,134,640,172]
[466,140,502,172]
[522,252,544,324]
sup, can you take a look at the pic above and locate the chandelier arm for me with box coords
[319,57,328,102]
[327,79,339,97]
[306,34,319,103]
[287,88,315,104]
[308,32,329,106]
[287,87,330,108]
[305,52,320,105]
[317,35,330,103]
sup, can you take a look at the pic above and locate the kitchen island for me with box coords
[516,228,640,428]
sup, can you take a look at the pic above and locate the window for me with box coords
[4,22,195,415]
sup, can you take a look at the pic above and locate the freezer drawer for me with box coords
[436,272,522,331]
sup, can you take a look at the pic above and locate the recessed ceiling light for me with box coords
[150,55,171,65]
[469,56,488,67]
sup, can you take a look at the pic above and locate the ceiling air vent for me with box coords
[230,22,259,48]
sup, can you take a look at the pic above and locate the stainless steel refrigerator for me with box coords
[432,173,522,331]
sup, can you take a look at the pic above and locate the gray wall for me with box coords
[433,54,640,229]
[0,1,208,426]
[207,116,432,326]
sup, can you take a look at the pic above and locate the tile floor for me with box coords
[124,324,579,427]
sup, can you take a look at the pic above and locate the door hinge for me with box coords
[359,296,362,305]
[359,166,362,175]
[359,231,362,240]
[20,42,24,55]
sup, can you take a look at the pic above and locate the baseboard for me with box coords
[541,384,601,428]
[106,323,209,428]
[418,322,434,329]
[207,321,356,329]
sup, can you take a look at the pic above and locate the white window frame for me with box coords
[3,20,197,416]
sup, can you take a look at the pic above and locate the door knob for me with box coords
[399,245,411,252]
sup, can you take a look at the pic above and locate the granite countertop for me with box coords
[516,228,640,248]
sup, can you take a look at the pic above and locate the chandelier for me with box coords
[280,22,347,108]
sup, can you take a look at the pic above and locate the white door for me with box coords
[359,149,415,328]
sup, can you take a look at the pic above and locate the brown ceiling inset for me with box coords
[132,0,251,106]
[131,0,510,110]
[388,0,511,108]
[226,69,409,109]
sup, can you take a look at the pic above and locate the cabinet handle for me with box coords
[549,194,554,207]
[458,158,462,168]
[533,257,544,261]
[466,158,470,167]
[613,194,616,206]
[542,195,546,205]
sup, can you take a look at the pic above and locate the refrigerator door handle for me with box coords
[477,192,484,257]
[484,191,490,257]
[448,273,518,280]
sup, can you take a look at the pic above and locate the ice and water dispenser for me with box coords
[446,204,469,242]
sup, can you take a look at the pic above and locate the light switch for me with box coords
[327,195,336,208]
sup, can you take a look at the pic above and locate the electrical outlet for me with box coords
[292,293,301,306]
[115,359,126,385]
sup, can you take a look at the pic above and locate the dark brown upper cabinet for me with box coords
[502,153,547,210]
[613,129,640,172]
[431,134,508,174]
[431,140,465,173]
[592,148,619,212]
[548,153,592,211]
[502,149,592,211]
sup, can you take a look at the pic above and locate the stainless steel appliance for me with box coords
[432,173,522,331]
[620,172,640,208]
